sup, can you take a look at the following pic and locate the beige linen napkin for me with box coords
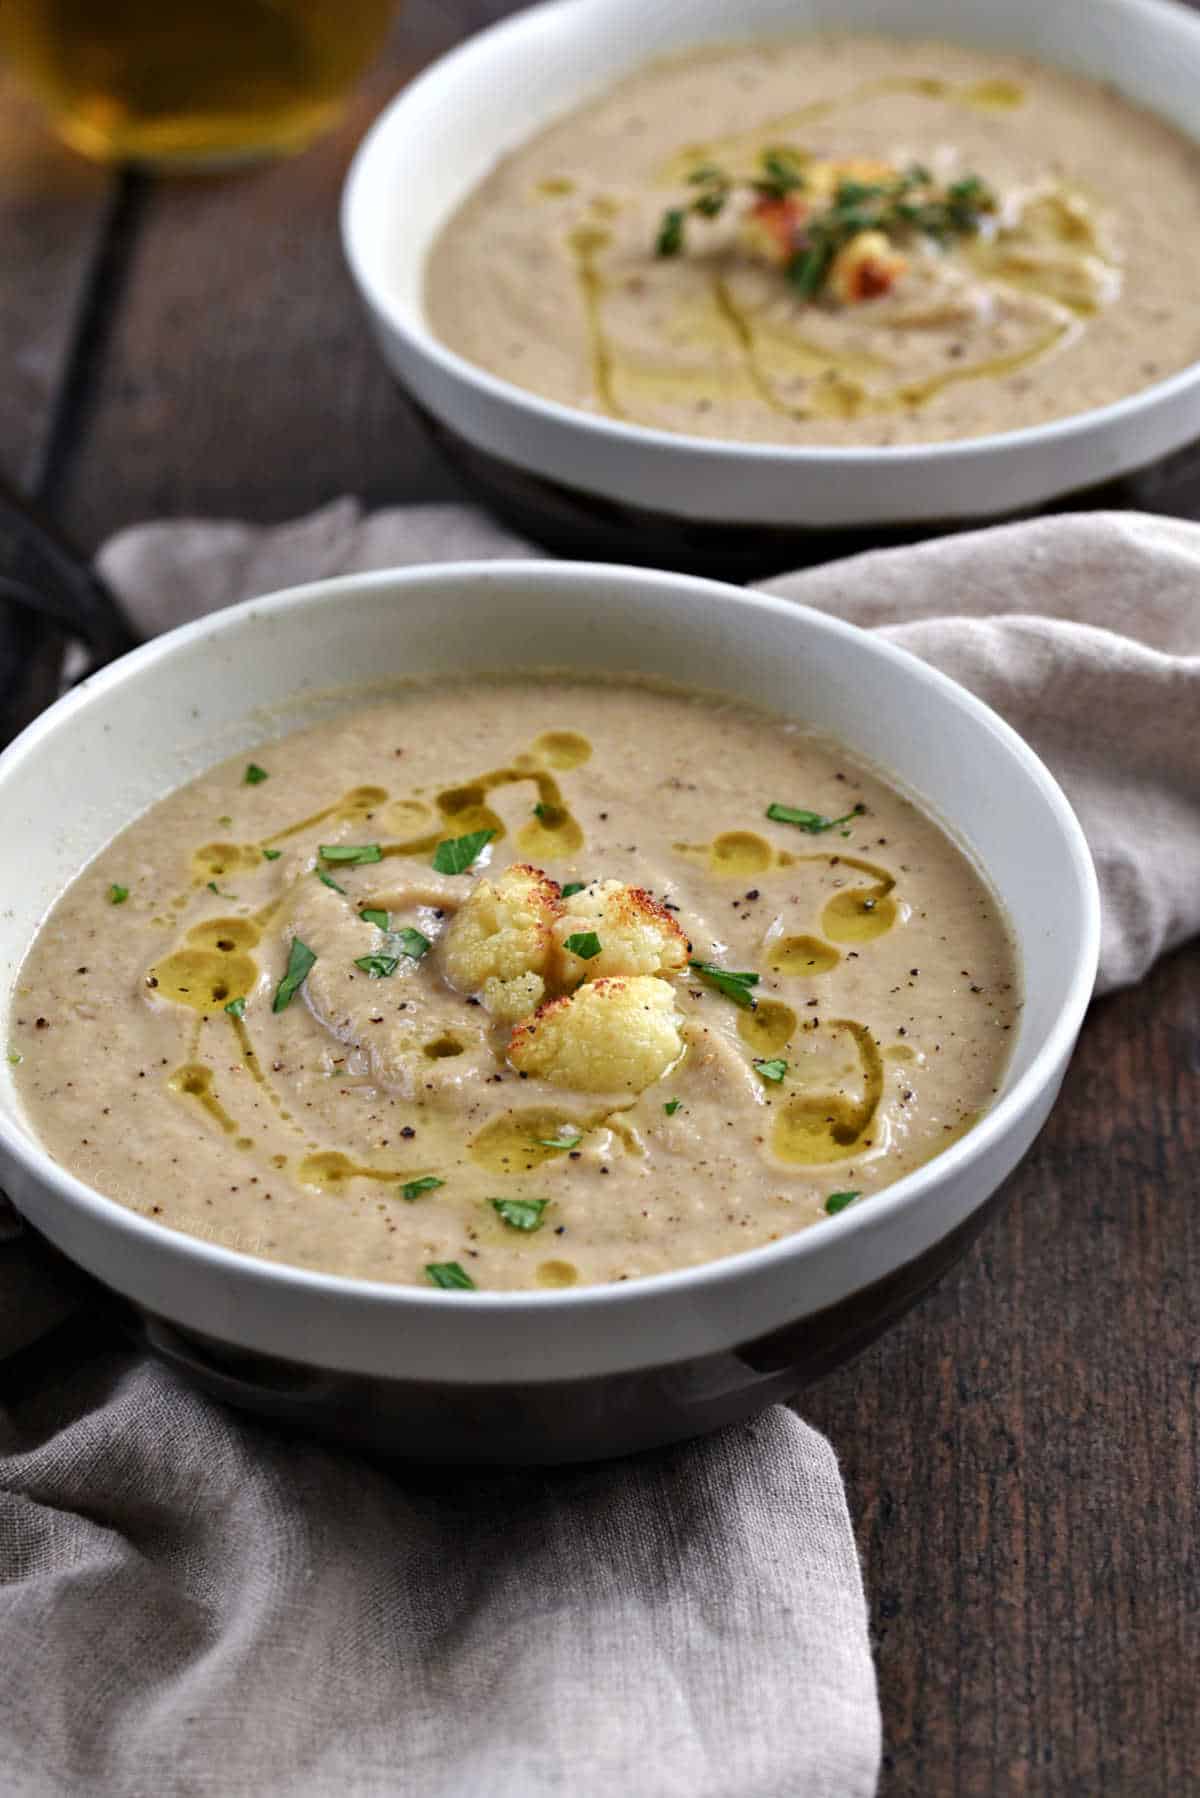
[3,503,1199,1798]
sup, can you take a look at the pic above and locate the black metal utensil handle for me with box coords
[0,472,141,748]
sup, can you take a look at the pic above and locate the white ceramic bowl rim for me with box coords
[0,561,1101,1334]
[341,0,1200,468]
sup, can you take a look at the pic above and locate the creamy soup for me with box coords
[425,36,1200,446]
[11,676,1019,1290]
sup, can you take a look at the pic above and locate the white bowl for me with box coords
[342,0,1200,542]
[0,564,1099,1461]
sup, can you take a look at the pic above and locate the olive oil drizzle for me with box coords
[261,784,388,847]
[566,222,626,420]
[656,74,1013,182]
[772,1018,885,1165]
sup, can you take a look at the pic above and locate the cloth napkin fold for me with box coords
[3,502,1199,1798]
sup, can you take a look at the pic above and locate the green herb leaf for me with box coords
[825,1189,862,1216]
[533,802,552,821]
[316,869,346,894]
[656,207,686,257]
[224,996,247,1019]
[788,238,835,298]
[561,881,587,899]
[262,848,282,861]
[360,907,390,929]
[273,937,316,1013]
[401,1176,444,1201]
[8,1050,22,1065]
[537,1126,582,1151]
[244,763,269,785]
[664,1098,681,1116]
[354,955,399,979]
[688,960,760,1009]
[319,843,382,864]
[754,1057,788,1083]
[766,801,865,833]
[393,926,431,960]
[218,815,232,826]
[491,1198,549,1232]
[755,147,806,199]
[432,829,494,875]
[563,931,602,960]
[108,883,129,905]
[426,1261,476,1290]
[206,881,236,897]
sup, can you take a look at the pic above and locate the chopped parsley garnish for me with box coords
[272,937,316,1012]
[491,1198,549,1232]
[8,1050,22,1065]
[206,881,237,897]
[754,1057,788,1083]
[532,802,553,821]
[262,848,282,861]
[656,206,686,257]
[432,828,494,875]
[353,922,428,970]
[688,960,760,1009]
[766,802,866,833]
[664,1098,681,1116]
[426,1261,475,1291]
[319,843,382,865]
[244,763,269,785]
[656,153,996,300]
[224,996,247,1019]
[354,954,399,979]
[218,815,232,826]
[538,1126,582,1150]
[755,146,807,201]
[108,883,129,905]
[400,1175,444,1201]
[561,882,587,899]
[392,927,431,960]
[563,931,602,960]
[316,869,346,894]
[825,1190,862,1216]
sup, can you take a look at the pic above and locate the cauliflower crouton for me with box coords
[552,880,689,985]
[739,194,808,265]
[508,977,683,1093]
[482,969,546,1025]
[441,863,559,1020]
[829,230,907,305]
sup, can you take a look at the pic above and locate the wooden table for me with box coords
[2,7,1197,1790]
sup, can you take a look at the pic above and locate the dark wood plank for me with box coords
[51,0,517,550]
[0,71,113,490]
[0,74,119,740]
[803,938,1200,1795]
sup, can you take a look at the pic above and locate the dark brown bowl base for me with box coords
[414,402,1200,581]
[116,1176,1015,1466]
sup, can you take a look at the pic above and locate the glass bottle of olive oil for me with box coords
[0,0,397,168]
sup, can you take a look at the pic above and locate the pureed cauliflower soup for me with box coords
[11,675,1019,1292]
[424,35,1200,445]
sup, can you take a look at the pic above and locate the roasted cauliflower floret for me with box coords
[828,230,907,305]
[508,976,684,1093]
[440,863,559,1020]
[482,969,545,1025]
[739,194,808,265]
[552,881,689,985]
